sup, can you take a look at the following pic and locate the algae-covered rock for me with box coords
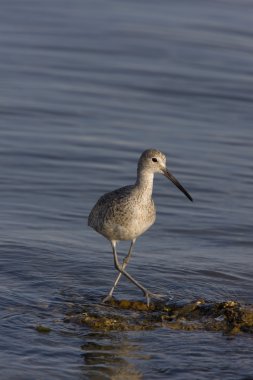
[66,312,154,332]
[65,298,253,335]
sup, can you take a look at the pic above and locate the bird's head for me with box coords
[138,149,193,202]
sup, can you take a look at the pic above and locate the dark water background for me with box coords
[1,0,253,379]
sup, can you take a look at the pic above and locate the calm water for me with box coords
[1,0,253,379]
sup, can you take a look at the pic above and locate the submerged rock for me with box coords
[35,325,52,334]
[65,298,253,335]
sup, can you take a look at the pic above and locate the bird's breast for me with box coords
[102,197,156,241]
[88,186,156,241]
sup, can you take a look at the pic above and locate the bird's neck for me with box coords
[135,169,154,199]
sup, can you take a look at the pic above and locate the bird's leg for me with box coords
[102,239,136,303]
[110,240,154,307]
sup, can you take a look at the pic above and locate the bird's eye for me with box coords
[152,157,158,162]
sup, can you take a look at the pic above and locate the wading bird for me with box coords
[88,149,193,306]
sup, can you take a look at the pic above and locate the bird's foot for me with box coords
[149,292,166,299]
[145,291,166,307]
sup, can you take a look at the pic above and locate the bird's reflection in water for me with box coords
[81,332,148,379]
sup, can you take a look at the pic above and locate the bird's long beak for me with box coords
[162,168,193,202]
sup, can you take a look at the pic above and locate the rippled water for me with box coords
[1,0,253,379]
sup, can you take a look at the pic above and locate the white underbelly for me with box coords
[101,212,156,241]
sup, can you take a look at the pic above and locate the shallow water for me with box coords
[1,0,253,378]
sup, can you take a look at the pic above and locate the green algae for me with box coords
[65,298,253,335]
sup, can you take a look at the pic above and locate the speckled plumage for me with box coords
[88,149,193,306]
[88,185,156,241]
